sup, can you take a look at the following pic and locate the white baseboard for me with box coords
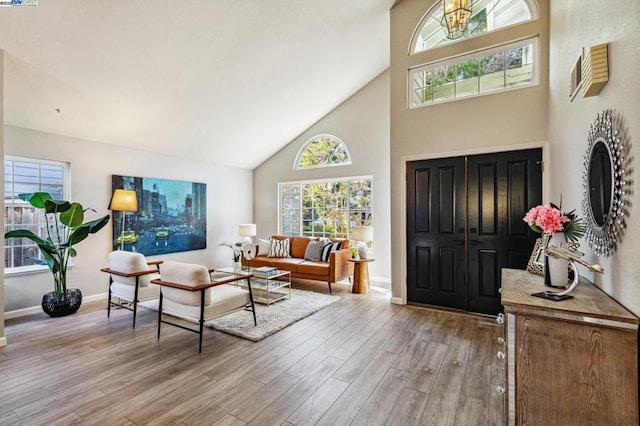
[5,293,108,320]
[390,296,405,305]
[0,336,7,348]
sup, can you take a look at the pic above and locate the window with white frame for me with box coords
[279,177,372,238]
[4,156,68,271]
[294,134,352,170]
[410,37,537,108]
[411,0,537,54]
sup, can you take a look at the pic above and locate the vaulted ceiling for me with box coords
[0,0,395,169]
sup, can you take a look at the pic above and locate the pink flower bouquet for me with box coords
[523,203,585,243]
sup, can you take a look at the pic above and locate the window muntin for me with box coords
[4,156,68,271]
[410,38,536,108]
[411,0,536,54]
[279,177,372,239]
[294,134,352,170]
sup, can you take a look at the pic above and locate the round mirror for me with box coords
[581,110,630,256]
[588,139,612,227]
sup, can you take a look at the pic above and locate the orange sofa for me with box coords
[242,235,354,293]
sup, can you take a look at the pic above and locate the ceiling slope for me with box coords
[0,0,394,169]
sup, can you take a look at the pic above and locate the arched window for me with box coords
[294,134,352,170]
[410,0,538,54]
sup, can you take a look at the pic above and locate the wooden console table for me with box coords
[501,268,639,425]
[348,258,374,294]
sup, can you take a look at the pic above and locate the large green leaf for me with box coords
[67,226,90,246]
[19,192,51,208]
[60,203,84,228]
[85,215,110,234]
[44,199,72,214]
[5,229,60,272]
[4,229,54,250]
[41,250,60,274]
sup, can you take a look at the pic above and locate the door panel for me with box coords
[407,148,542,315]
[407,157,466,310]
[467,149,542,315]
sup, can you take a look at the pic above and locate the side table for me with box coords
[348,258,374,294]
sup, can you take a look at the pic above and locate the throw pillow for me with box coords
[257,238,270,256]
[267,238,290,258]
[321,241,342,262]
[304,240,325,261]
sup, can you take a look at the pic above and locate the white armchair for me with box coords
[152,261,256,353]
[101,250,162,328]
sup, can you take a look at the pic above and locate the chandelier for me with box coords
[440,0,473,40]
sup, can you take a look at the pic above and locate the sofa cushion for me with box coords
[268,238,290,258]
[108,250,156,287]
[290,236,313,259]
[257,238,270,256]
[262,257,306,272]
[303,240,326,261]
[321,241,342,262]
[298,260,330,277]
[159,261,213,306]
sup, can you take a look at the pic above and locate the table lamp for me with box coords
[239,223,256,244]
[109,189,138,250]
[351,226,373,259]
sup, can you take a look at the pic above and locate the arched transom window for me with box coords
[294,134,352,170]
[411,0,538,54]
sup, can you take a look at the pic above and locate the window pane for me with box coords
[433,65,456,102]
[296,135,351,170]
[280,177,373,239]
[480,51,506,92]
[412,0,533,53]
[505,45,533,87]
[411,39,536,108]
[4,158,66,268]
[455,58,479,98]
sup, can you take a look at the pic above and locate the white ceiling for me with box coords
[0,0,395,169]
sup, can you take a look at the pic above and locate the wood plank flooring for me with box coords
[0,279,505,425]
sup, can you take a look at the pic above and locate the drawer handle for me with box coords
[497,385,505,394]
[497,337,505,345]
[496,313,505,325]
[497,351,505,360]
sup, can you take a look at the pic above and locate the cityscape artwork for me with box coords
[112,175,207,256]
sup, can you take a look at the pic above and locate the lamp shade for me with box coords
[239,223,256,237]
[352,226,373,242]
[109,189,138,212]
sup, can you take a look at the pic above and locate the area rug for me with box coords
[141,289,339,342]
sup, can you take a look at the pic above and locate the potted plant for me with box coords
[4,192,110,317]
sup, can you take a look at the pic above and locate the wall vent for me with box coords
[582,43,608,97]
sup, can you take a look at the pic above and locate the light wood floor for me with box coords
[0,279,504,425]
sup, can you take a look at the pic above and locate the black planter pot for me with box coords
[41,289,83,317]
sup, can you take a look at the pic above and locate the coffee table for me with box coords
[215,267,291,305]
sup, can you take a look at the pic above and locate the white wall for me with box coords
[390,0,550,302]
[4,125,253,314]
[0,51,6,346]
[254,70,391,281]
[548,1,640,316]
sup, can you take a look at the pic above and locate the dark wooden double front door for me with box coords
[406,149,542,315]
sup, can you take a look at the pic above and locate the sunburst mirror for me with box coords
[581,109,630,256]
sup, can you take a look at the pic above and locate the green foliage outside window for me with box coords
[296,135,351,169]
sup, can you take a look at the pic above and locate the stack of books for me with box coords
[254,266,277,276]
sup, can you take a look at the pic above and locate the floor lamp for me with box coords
[109,189,138,250]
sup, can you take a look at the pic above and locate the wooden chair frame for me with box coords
[100,260,163,328]
[151,271,257,353]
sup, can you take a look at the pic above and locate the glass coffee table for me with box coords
[214,267,291,305]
